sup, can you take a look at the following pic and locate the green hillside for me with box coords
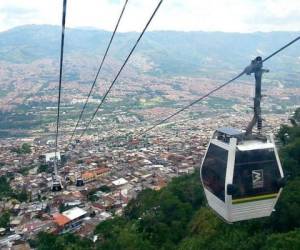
[33,109,300,250]
[0,25,299,79]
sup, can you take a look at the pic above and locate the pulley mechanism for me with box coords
[244,56,269,135]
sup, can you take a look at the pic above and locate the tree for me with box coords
[95,217,127,240]
[0,212,10,228]
[36,232,93,250]
[95,220,154,250]
[38,163,49,173]
[15,189,28,202]
[263,229,300,250]
[11,143,32,155]
[295,108,300,121]
[21,143,32,154]
[0,176,11,199]
[99,185,111,193]
[266,177,300,232]
[277,124,291,145]
[59,203,72,213]
[189,207,222,238]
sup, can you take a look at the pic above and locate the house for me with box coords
[53,207,87,234]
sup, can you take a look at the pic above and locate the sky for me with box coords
[0,0,300,33]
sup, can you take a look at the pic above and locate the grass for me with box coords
[139,97,164,107]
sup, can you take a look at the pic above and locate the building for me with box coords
[112,178,128,187]
[94,168,110,179]
[44,152,61,163]
[78,168,110,183]
[53,207,87,234]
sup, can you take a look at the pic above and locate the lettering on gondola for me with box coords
[252,169,264,188]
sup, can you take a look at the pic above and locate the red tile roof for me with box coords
[53,213,70,226]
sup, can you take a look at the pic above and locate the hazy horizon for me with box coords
[2,23,300,34]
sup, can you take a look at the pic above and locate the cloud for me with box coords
[0,0,299,32]
[0,6,34,16]
[0,5,37,28]
[107,0,122,4]
[243,0,300,32]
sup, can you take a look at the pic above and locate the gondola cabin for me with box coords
[76,178,85,187]
[51,173,63,192]
[200,127,285,223]
[52,179,63,192]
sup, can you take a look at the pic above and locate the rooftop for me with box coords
[62,207,87,221]
[112,178,128,186]
[216,127,243,136]
[53,213,70,226]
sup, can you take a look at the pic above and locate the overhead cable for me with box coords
[54,0,67,166]
[68,0,129,145]
[78,0,164,139]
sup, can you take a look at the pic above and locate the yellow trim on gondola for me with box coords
[232,193,278,204]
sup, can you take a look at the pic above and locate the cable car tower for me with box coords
[200,57,285,223]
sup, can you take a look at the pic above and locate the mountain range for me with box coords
[0,25,299,78]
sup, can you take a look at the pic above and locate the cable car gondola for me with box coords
[200,57,285,223]
[75,165,85,187]
[76,178,85,187]
[51,160,63,192]
[51,176,63,192]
